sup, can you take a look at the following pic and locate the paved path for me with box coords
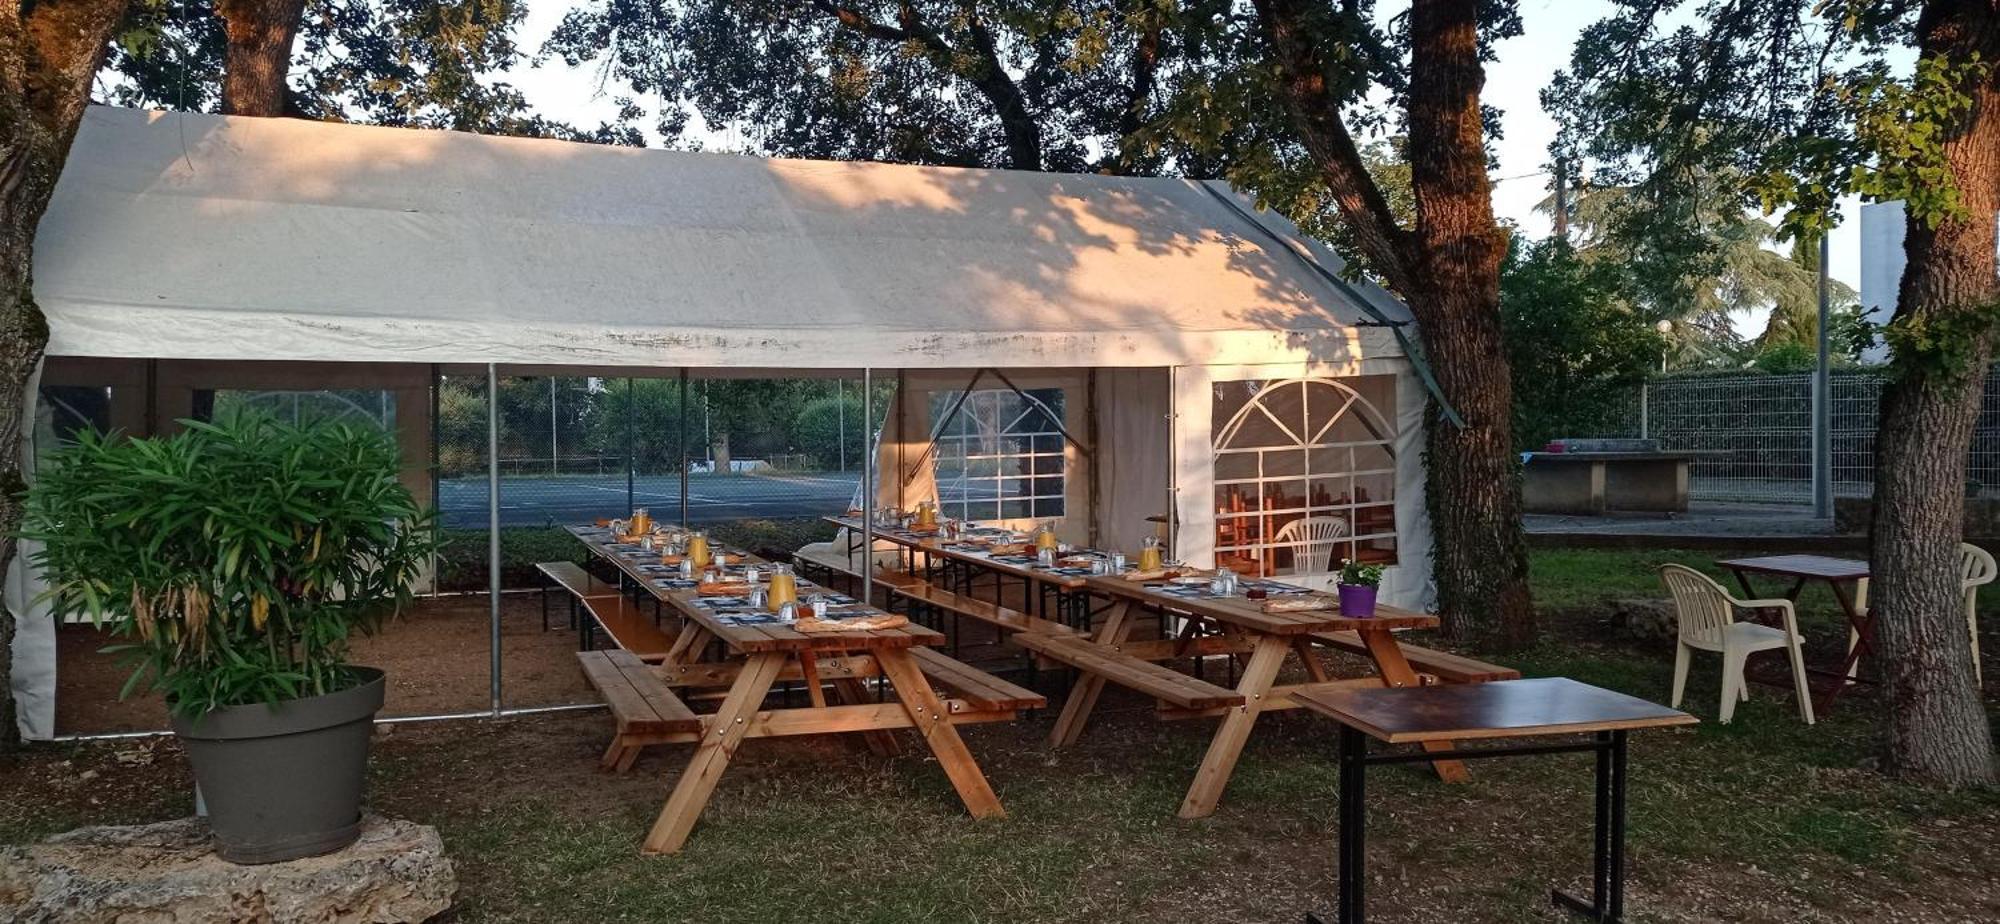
[1525,501,1839,539]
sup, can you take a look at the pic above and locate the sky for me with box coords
[503,1,1868,305]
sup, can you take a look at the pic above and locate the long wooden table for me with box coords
[568,526,1022,854]
[825,515,1101,621]
[1062,573,1467,819]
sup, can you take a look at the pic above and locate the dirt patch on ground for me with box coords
[54,594,596,734]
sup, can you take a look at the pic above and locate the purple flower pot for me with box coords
[1338,583,1378,617]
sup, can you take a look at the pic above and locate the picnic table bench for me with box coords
[567,524,1040,854]
[1041,574,1473,818]
[536,559,618,631]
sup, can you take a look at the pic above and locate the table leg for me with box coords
[665,625,712,666]
[1048,601,1134,747]
[876,647,1005,818]
[1829,579,1875,700]
[1177,632,1289,819]
[1551,730,1627,922]
[832,676,903,757]
[643,652,785,855]
[1339,723,1367,924]
[1356,628,1469,784]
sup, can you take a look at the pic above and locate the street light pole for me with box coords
[1813,233,1833,519]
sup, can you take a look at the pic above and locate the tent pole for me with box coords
[862,368,874,610]
[679,369,691,527]
[625,377,635,514]
[1167,365,1179,560]
[896,370,908,511]
[1086,369,1101,549]
[486,362,502,717]
[429,363,442,598]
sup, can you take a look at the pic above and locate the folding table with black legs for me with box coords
[1295,677,1697,924]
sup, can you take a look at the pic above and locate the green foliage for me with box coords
[104,0,641,142]
[1846,55,1988,228]
[791,394,866,471]
[544,0,1215,172]
[1500,239,1666,450]
[1337,559,1384,588]
[23,416,437,716]
[1551,1,1994,383]
[434,525,589,593]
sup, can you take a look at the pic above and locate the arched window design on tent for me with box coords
[1212,376,1399,583]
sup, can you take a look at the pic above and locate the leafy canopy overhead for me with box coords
[105,0,642,140]
[544,0,1231,174]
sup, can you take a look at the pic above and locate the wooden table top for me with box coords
[1292,677,1697,744]
[1716,554,1871,582]
[568,526,943,654]
[1082,573,1438,636]
[826,515,1101,589]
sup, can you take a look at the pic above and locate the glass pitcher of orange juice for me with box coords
[631,508,652,535]
[916,500,938,528]
[766,563,798,611]
[1138,536,1164,572]
[1036,521,1059,552]
[686,529,712,568]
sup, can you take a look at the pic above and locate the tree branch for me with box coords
[1250,0,1416,292]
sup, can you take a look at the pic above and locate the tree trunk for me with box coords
[1251,0,1533,648]
[710,431,731,475]
[1403,0,1534,647]
[1864,0,2000,787]
[216,0,306,117]
[0,0,136,751]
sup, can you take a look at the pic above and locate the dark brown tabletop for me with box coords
[1292,677,1696,744]
[1716,554,1870,582]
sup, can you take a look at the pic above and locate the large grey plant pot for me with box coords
[171,667,386,865]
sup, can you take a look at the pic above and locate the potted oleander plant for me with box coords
[1336,559,1385,617]
[24,415,435,864]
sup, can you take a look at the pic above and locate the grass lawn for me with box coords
[4,548,1995,922]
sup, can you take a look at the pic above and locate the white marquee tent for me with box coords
[8,106,1441,738]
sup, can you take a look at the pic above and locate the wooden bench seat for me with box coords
[579,650,701,772]
[537,560,618,599]
[1014,633,1244,711]
[536,560,620,631]
[908,647,1048,711]
[1310,630,1521,684]
[890,582,1077,637]
[583,595,676,663]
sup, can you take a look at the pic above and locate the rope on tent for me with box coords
[1194,181,1467,431]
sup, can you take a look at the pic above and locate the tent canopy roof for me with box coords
[34,107,1411,369]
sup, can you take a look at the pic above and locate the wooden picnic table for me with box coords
[825,515,1101,621]
[567,525,1026,854]
[1056,572,1465,819]
[1715,553,1874,709]
[1296,678,1696,924]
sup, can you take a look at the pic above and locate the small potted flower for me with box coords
[1336,559,1385,617]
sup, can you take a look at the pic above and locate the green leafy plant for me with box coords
[1338,560,1384,588]
[23,415,436,717]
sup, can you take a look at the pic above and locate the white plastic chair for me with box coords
[1660,564,1815,725]
[1962,544,1996,684]
[1846,543,1994,685]
[1271,515,1349,578]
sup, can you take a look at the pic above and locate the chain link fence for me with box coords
[1581,370,2000,505]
